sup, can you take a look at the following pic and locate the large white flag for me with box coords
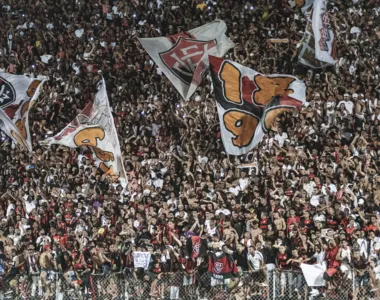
[0,73,45,151]
[42,78,125,177]
[139,20,234,100]
[298,21,331,69]
[301,263,326,286]
[210,56,306,156]
[312,0,337,64]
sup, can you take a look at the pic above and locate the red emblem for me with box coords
[193,242,200,255]
[214,262,224,274]
[160,37,217,86]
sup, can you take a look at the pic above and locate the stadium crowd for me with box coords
[0,0,380,299]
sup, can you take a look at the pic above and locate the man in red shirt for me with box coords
[323,237,340,290]
[276,245,291,297]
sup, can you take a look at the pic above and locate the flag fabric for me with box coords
[133,252,152,270]
[186,236,208,259]
[298,21,331,69]
[209,56,306,156]
[0,109,28,149]
[207,254,238,280]
[42,78,125,177]
[139,20,234,100]
[312,0,337,65]
[0,73,45,151]
[300,263,326,286]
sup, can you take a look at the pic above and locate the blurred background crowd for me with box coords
[0,0,380,299]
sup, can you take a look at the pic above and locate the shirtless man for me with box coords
[250,221,263,243]
[39,245,56,294]
[273,212,286,231]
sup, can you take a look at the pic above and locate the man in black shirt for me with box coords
[233,243,248,272]
[351,250,369,294]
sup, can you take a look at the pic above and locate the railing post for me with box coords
[352,269,355,300]
[272,270,276,300]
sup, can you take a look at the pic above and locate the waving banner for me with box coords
[210,56,306,156]
[186,236,208,259]
[0,73,45,151]
[208,254,238,280]
[0,109,28,149]
[133,252,152,270]
[298,21,331,69]
[139,20,234,100]
[42,78,125,177]
[301,263,326,286]
[312,0,337,64]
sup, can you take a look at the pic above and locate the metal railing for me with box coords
[0,267,366,299]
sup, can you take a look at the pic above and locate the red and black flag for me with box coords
[186,236,208,259]
[207,253,238,279]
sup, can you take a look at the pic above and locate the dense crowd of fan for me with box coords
[0,0,380,299]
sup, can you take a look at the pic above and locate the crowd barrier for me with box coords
[0,267,374,299]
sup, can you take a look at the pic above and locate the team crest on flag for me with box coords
[186,236,207,259]
[214,262,224,274]
[210,56,306,155]
[139,21,234,100]
[0,73,45,151]
[0,77,16,108]
[192,240,200,255]
[159,37,217,86]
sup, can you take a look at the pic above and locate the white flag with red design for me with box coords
[210,56,306,156]
[312,0,337,64]
[139,20,234,100]
[41,78,126,178]
[0,73,45,151]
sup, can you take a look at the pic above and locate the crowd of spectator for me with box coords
[0,0,380,299]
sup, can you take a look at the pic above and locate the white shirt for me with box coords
[36,235,51,247]
[337,101,354,114]
[152,123,161,136]
[247,251,263,270]
[303,181,316,197]
[321,183,337,195]
[313,213,326,223]
[313,251,326,265]
[23,197,36,214]
[167,199,177,211]
[8,234,22,246]
[153,178,163,189]
[239,177,249,191]
[341,247,351,263]
[206,225,217,236]
[6,203,15,217]
[274,132,288,147]
[197,155,208,166]
[310,195,320,207]
[357,238,368,258]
